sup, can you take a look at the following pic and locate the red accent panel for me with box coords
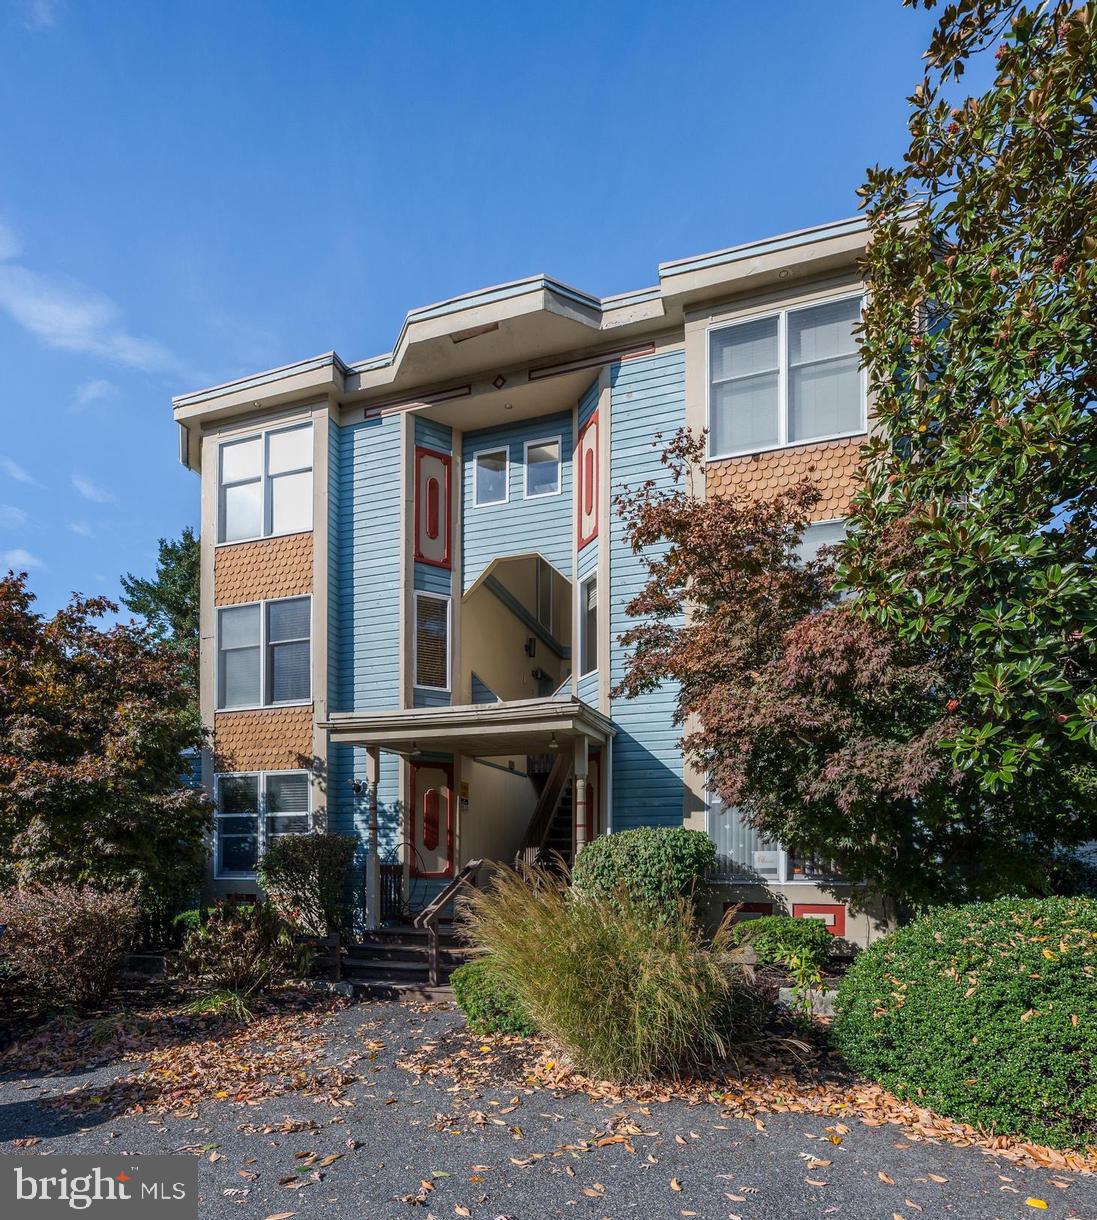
[792,903,846,937]
[422,788,440,850]
[576,410,598,549]
[413,446,452,568]
[426,477,440,539]
[725,901,775,921]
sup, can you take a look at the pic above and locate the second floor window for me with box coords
[219,422,313,543]
[217,595,311,709]
[524,437,561,497]
[473,448,508,506]
[415,593,450,690]
[708,295,864,459]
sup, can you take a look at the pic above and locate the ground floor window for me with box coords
[214,769,311,878]
[706,789,837,884]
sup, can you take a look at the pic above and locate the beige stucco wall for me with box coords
[458,755,539,870]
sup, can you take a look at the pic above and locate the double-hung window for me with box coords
[217,596,311,710]
[524,437,561,497]
[218,422,313,542]
[708,295,865,459]
[214,770,310,879]
[473,447,508,506]
[414,593,450,691]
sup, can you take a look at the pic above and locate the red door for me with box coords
[409,761,454,878]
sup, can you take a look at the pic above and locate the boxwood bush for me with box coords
[451,956,536,1036]
[833,897,1097,1149]
[571,827,715,918]
[729,914,833,972]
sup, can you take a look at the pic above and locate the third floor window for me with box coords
[708,295,865,459]
[218,422,313,543]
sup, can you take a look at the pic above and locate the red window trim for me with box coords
[409,761,454,879]
[576,411,598,549]
[414,446,452,568]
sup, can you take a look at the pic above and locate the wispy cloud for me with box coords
[2,547,45,570]
[72,377,117,411]
[68,520,93,537]
[15,0,59,30]
[0,504,29,529]
[0,220,21,261]
[0,456,37,486]
[72,475,116,504]
[0,219,178,373]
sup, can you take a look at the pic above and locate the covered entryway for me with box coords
[322,696,615,931]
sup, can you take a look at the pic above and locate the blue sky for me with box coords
[0,0,942,616]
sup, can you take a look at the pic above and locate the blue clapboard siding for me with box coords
[608,350,686,830]
[414,562,451,595]
[415,415,453,455]
[462,410,573,592]
[328,412,403,849]
[471,673,501,703]
[576,540,599,706]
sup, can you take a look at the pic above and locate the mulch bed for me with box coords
[398,1019,1097,1177]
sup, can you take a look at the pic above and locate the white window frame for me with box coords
[471,445,510,508]
[579,573,598,677]
[705,785,841,885]
[213,769,312,881]
[535,556,554,633]
[523,435,562,499]
[413,591,451,693]
[217,421,313,545]
[216,594,312,711]
[706,292,866,461]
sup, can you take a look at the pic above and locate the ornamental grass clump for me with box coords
[833,897,1097,1150]
[460,863,758,1082]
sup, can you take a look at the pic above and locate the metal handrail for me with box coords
[413,857,484,985]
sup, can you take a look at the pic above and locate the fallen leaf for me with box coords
[264,1213,297,1220]
[1025,1201,1048,1210]
[928,1174,948,1184]
[670,1178,683,1192]
[879,1172,896,1186]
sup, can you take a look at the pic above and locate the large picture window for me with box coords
[218,422,313,543]
[214,770,311,879]
[217,596,311,710]
[414,593,450,691]
[708,295,864,459]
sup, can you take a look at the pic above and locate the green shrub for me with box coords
[461,864,759,1082]
[729,914,833,972]
[571,827,716,919]
[257,832,358,936]
[451,957,536,1036]
[176,898,306,999]
[833,897,1097,1149]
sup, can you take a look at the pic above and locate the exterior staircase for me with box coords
[342,924,473,999]
[539,777,574,866]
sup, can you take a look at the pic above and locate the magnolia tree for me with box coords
[0,571,210,918]
[846,0,1095,794]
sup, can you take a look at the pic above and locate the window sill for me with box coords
[215,701,313,714]
[707,430,867,464]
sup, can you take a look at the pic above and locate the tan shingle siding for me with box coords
[213,706,314,773]
[706,437,863,521]
[214,533,313,605]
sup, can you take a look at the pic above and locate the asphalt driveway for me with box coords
[0,999,1092,1220]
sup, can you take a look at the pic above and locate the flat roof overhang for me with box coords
[320,696,615,757]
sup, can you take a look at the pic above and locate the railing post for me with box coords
[573,735,590,854]
[366,746,381,931]
[428,921,439,987]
